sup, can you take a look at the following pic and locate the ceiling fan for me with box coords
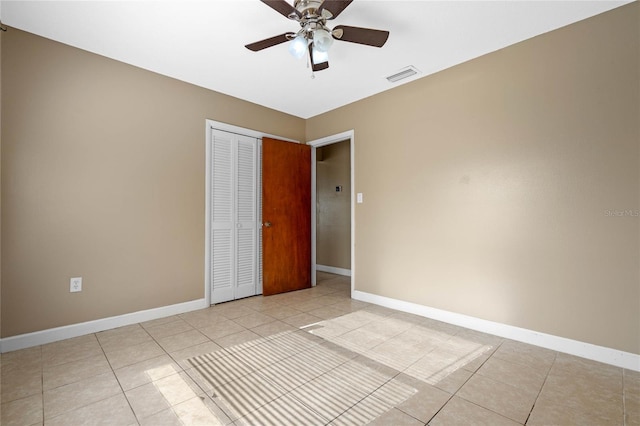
[245,0,390,72]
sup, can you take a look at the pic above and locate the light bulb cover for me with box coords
[289,35,307,59]
[313,29,333,53]
[312,48,329,64]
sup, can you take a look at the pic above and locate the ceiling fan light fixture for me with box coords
[289,34,308,59]
[312,47,329,64]
[313,28,333,52]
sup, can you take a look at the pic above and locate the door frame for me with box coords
[205,119,300,305]
[308,130,355,293]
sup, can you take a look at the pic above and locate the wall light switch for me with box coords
[357,193,363,203]
[70,277,82,293]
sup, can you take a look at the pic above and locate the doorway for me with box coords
[309,130,355,292]
[315,140,351,276]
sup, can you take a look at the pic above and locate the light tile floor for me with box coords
[1,272,638,425]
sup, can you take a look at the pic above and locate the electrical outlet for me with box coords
[70,277,82,293]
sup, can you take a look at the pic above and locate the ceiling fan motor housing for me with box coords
[290,0,333,40]
[291,0,331,20]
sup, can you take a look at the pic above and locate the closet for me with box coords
[209,128,261,304]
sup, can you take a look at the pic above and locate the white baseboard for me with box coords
[0,298,208,353]
[316,264,351,277]
[352,290,640,372]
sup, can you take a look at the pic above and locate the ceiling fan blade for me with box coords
[245,32,295,52]
[317,0,353,19]
[260,0,301,19]
[332,25,389,47]
[309,43,329,72]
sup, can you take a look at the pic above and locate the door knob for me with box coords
[264,222,272,227]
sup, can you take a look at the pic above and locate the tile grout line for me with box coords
[108,327,154,425]
[132,318,229,423]
[183,358,235,423]
[103,324,194,424]
[42,334,129,425]
[326,369,403,424]
[97,331,141,425]
[522,350,558,425]
[422,340,500,425]
[103,316,230,423]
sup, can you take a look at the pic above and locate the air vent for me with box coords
[386,66,420,83]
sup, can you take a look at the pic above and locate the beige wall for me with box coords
[316,140,351,270]
[307,4,639,354]
[1,28,305,337]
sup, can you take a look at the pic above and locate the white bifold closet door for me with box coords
[210,129,260,304]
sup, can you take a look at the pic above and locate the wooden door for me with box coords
[262,138,311,296]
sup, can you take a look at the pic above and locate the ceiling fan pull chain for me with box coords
[305,54,315,79]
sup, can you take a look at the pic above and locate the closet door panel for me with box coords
[236,228,256,299]
[211,132,235,304]
[210,128,258,303]
[237,138,256,223]
[235,136,258,300]
[211,229,234,303]
[212,134,233,224]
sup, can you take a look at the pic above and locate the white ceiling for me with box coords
[0,0,631,119]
